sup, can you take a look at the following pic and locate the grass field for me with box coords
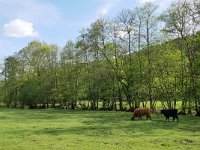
[0,109,199,150]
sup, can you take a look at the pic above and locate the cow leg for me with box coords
[146,115,150,120]
[131,116,134,120]
[167,117,169,121]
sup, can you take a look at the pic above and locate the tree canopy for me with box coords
[1,0,200,115]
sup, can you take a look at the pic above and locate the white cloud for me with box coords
[136,0,175,13]
[158,0,175,11]
[3,19,38,38]
[0,0,63,29]
[140,0,156,3]
[97,0,123,16]
[99,3,112,15]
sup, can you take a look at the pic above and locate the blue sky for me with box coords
[0,0,174,62]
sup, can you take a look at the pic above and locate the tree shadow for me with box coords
[30,112,199,137]
[3,109,200,137]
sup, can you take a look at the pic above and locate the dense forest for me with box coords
[0,0,200,115]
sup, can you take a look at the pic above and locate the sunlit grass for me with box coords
[0,109,199,150]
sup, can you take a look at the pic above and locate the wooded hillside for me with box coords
[1,0,200,115]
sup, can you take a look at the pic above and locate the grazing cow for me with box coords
[195,109,200,117]
[131,108,151,120]
[161,109,178,122]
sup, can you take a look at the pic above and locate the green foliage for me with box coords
[0,81,4,103]
[1,0,200,113]
[18,79,39,106]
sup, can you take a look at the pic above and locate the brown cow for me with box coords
[131,108,151,120]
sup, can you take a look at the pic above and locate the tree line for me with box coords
[1,0,200,115]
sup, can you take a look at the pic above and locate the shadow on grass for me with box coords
[32,126,114,137]
[31,112,200,137]
[2,109,200,137]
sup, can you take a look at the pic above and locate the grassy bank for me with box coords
[0,109,199,150]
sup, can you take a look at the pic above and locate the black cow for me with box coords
[161,109,178,122]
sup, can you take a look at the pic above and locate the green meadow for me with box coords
[0,109,199,150]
